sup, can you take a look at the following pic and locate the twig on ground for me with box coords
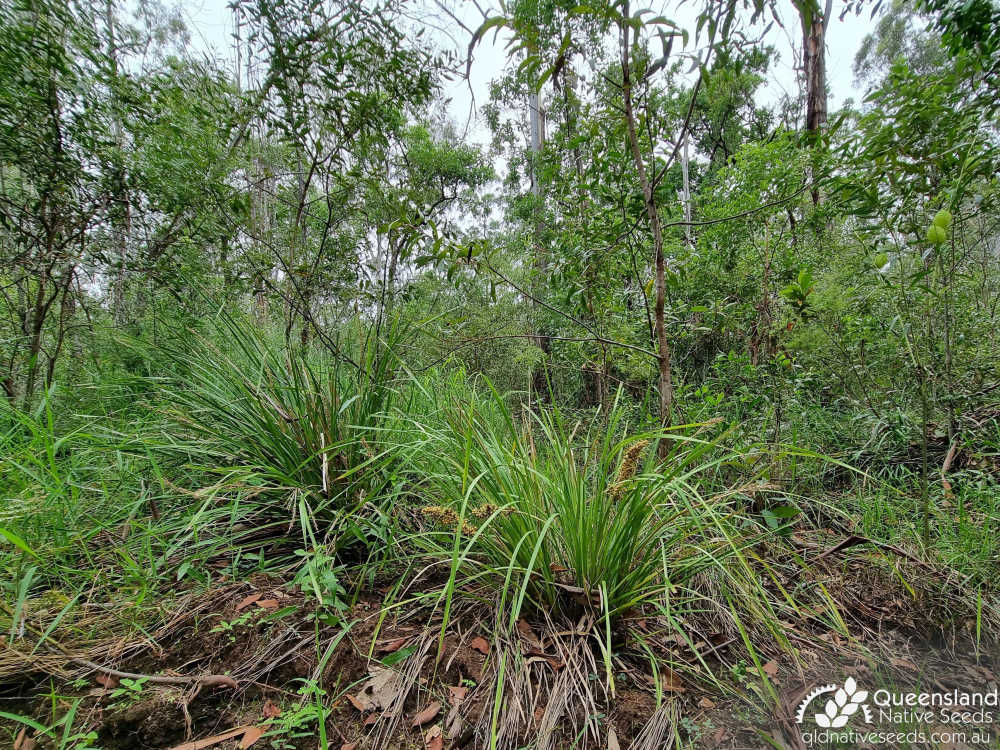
[70,658,238,689]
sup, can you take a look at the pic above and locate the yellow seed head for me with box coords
[609,439,649,498]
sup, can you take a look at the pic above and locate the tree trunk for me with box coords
[681,130,692,246]
[802,0,831,204]
[106,0,132,325]
[621,6,673,445]
[528,87,550,402]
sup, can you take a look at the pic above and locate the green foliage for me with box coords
[157,316,400,519]
[414,389,777,626]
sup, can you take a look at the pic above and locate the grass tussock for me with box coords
[156,317,401,520]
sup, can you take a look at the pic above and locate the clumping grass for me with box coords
[395,387,826,747]
[414,390,750,621]
[155,316,401,522]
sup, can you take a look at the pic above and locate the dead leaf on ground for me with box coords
[516,619,542,648]
[164,726,253,750]
[236,593,261,611]
[261,699,281,719]
[411,701,441,727]
[95,672,118,689]
[469,636,489,655]
[661,668,685,692]
[445,704,464,739]
[239,726,265,748]
[425,724,444,750]
[378,636,409,654]
[348,667,406,713]
[526,653,564,672]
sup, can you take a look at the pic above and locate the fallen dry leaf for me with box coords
[411,701,442,728]
[239,726,265,748]
[95,673,118,689]
[516,619,542,648]
[165,726,253,750]
[445,704,464,739]
[525,652,564,671]
[661,668,685,692]
[350,667,406,713]
[425,724,444,750]
[378,636,409,654]
[469,636,490,655]
[261,699,281,719]
[236,593,261,611]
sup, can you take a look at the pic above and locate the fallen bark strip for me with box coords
[71,658,238,689]
[164,725,253,750]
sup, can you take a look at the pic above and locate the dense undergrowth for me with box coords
[2,316,998,749]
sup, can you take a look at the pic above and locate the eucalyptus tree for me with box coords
[230,0,445,345]
[469,0,722,434]
[0,0,106,404]
[360,123,492,327]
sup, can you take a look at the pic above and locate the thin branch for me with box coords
[479,259,659,360]
[662,184,811,229]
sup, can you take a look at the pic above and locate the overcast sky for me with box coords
[174,0,874,148]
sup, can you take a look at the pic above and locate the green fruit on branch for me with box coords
[932,209,952,229]
[926,224,948,245]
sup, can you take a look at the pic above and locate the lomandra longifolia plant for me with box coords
[160,315,401,521]
[416,388,768,627]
